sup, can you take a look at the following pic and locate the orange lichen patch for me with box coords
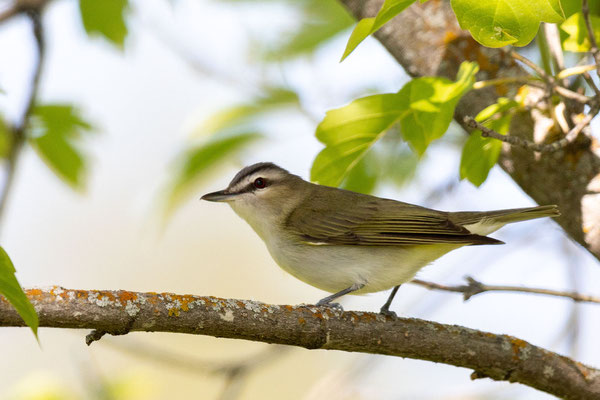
[298,317,306,325]
[283,305,294,312]
[146,295,160,305]
[26,288,43,298]
[312,311,324,320]
[510,338,528,361]
[574,361,591,380]
[178,295,197,312]
[236,301,245,308]
[116,291,137,306]
[443,30,459,44]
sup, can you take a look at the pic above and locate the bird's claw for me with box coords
[379,307,397,318]
[316,301,344,311]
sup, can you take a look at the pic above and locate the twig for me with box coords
[0,4,20,23]
[472,77,544,90]
[582,0,600,76]
[102,339,288,377]
[0,0,50,24]
[557,65,597,80]
[510,50,594,105]
[583,72,600,98]
[510,50,550,81]
[463,114,594,153]
[0,9,45,227]
[544,23,565,74]
[410,277,600,304]
[1,286,599,399]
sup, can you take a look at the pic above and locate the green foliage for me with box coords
[341,134,418,194]
[560,12,600,52]
[0,114,10,159]
[28,104,93,190]
[168,86,301,211]
[460,98,518,186]
[195,88,299,135]
[0,245,38,339]
[168,132,262,208]
[266,0,354,59]
[340,151,379,193]
[398,62,478,155]
[341,0,416,61]
[311,62,478,186]
[451,0,566,47]
[311,93,403,186]
[79,0,129,48]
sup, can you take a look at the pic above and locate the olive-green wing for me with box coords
[284,191,502,246]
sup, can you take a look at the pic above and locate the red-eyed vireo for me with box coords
[202,162,560,315]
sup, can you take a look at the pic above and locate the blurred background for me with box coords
[1,0,599,399]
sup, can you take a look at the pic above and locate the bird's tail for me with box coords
[450,205,560,236]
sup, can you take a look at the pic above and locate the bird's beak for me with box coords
[201,190,237,202]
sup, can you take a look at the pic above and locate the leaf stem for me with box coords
[536,25,553,75]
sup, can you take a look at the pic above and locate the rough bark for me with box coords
[1,288,599,399]
[339,0,600,261]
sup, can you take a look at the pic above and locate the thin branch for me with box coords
[582,0,600,76]
[1,287,599,399]
[104,340,288,400]
[0,4,20,23]
[472,77,544,90]
[103,339,288,377]
[463,114,594,153]
[0,0,50,24]
[544,23,565,74]
[410,277,600,304]
[510,50,594,105]
[557,65,597,80]
[583,72,600,98]
[0,10,45,226]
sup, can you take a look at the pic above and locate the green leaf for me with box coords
[399,61,479,155]
[267,0,354,59]
[312,61,478,186]
[341,151,379,194]
[79,0,128,48]
[28,104,93,189]
[196,88,299,135]
[451,0,566,47]
[168,132,263,209]
[0,246,38,338]
[311,93,406,186]
[560,12,600,52]
[460,98,518,186]
[0,114,10,159]
[341,0,416,61]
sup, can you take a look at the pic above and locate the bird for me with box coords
[201,162,560,315]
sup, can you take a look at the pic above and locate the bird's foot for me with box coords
[379,307,397,318]
[316,301,344,311]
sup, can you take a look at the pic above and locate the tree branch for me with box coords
[463,113,596,153]
[1,287,599,399]
[339,0,600,262]
[411,277,600,303]
[582,0,600,76]
[0,9,45,226]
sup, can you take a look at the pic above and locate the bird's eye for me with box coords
[253,177,267,189]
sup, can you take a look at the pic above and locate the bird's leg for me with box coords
[316,283,365,311]
[379,285,401,317]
